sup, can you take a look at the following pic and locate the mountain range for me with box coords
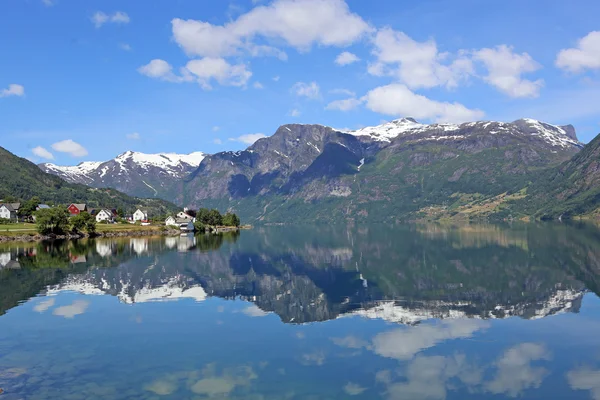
[35,117,600,222]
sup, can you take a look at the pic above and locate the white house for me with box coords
[0,204,17,222]
[165,216,177,226]
[95,209,115,223]
[177,211,194,221]
[133,209,148,222]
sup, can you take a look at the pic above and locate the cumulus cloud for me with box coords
[138,58,251,89]
[0,84,25,98]
[53,300,89,319]
[370,28,474,90]
[32,146,54,160]
[289,108,301,117]
[326,97,362,111]
[126,132,140,140]
[363,83,484,123]
[171,0,370,59]
[91,11,130,28]
[51,139,88,157]
[185,58,252,89]
[230,133,267,145]
[567,367,600,400]
[372,319,489,360]
[253,81,264,89]
[556,31,600,73]
[291,81,320,99]
[335,51,360,66]
[473,45,543,98]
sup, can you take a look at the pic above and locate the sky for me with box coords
[1,0,600,166]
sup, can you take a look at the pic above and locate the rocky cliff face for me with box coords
[181,118,581,222]
[40,151,206,200]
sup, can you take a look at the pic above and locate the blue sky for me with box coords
[1,0,600,165]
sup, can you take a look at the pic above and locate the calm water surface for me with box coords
[1,223,600,399]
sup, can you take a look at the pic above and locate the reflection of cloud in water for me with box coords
[567,367,600,400]
[372,319,489,360]
[331,335,369,349]
[344,382,367,395]
[485,343,550,397]
[242,304,270,317]
[379,343,551,399]
[300,351,326,366]
[52,300,89,318]
[144,379,178,395]
[33,298,55,313]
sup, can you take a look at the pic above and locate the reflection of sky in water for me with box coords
[0,293,599,399]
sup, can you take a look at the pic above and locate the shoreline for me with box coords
[0,225,249,243]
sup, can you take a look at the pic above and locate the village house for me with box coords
[177,219,194,232]
[165,216,177,226]
[67,203,87,216]
[0,204,18,222]
[94,209,116,223]
[177,210,195,221]
[133,209,148,223]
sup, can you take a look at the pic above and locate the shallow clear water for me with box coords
[1,223,600,399]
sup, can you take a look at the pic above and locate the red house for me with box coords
[67,203,87,216]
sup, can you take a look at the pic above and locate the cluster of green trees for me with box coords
[190,208,241,232]
[34,208,96,235]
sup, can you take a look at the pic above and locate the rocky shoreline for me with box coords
[0,229,183,243]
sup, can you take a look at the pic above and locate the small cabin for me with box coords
[133,209,148,222]
[68,203,87,216]
[165,216,177,226]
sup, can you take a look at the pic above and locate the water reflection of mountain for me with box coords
[1,223,600,324]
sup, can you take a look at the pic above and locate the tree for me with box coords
[206,209,223,226]
[18,196,40,219]
[34,207,70,235]
[70,212,96,234]
[222,212,241,227]
[197,208,210,224]
[193,220,206,233]
[117,207,125,218]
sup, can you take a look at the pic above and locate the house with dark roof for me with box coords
[0,204,18,222]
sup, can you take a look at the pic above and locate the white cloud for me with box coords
[34,298,55,312]
[370,28,474,90]
[372,319,488,360]
[567,367,600,400]
[51,139,88,157]
[185,57,252,89]
[212,126,220,131]
[253,81,264,89]
[119,43,132,51]
[473,45,543,98]
[241,304,270,316]
[326,97,362,111]
[0,84,25,98]
[126,132,140,140]
[171,0,370,59]
[53,300,89,319]
[556,31,600,73]
[343,382,366,396]
[137,59,190,83]
[213,138,223,145]
[363,83,484,123]
[42,0,53,6]
[291,81,320,99]
[32,146,54,160]
[273,76,280,82]
[335,51,360,66]
[230,133,267,145]
[289,108,301,117]
[485,343,551,397]
[91,11,130,28]
[330,88,355,96]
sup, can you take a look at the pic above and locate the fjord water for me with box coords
[1,224,600,399]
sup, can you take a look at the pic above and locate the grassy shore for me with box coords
[0,223,167,237]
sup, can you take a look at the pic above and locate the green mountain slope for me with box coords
[0,146,178,214]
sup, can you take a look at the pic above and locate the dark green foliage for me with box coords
[0,218,12,224]
[0,146,178,216]
[193,220,206,233]
[222,212,241,227]
[70,212,96,234]
[34,207,70,235]
[18,196,40,218]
